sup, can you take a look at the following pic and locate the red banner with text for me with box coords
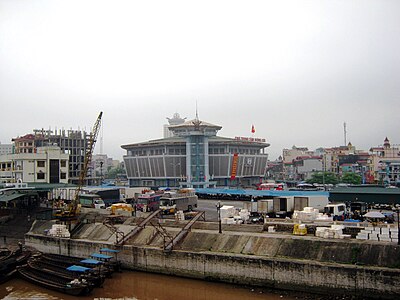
[230,153,239,180]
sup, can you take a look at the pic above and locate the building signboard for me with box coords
[234,136,266,143]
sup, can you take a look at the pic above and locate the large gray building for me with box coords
[122,117,270,188]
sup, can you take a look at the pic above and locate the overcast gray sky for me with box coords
[1,0,399,161]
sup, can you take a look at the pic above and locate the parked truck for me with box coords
[257,199,274,214]
[272,195,329,218]
[324,203,347,220]
[293,196,329,212]
[79,194,106,209]
[243,201,258,214]
[242,199,273,214]
[273,196,295,218]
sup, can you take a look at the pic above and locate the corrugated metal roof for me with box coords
[0,193,25,203]
[330,187,400,195]
[0,191,38,203]
[27,183,76,191]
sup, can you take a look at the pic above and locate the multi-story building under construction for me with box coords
[12,128,94,184]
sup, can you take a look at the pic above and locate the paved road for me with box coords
[197,198,247,221]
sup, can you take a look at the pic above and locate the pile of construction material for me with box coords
[47,224,70,238]
[237,208,250,223]
[315,225,351,239]
[356,226,399,243]
[293,207,333,223]
[220,206,250,224]
[175,210,185,221]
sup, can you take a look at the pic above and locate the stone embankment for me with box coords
[25,218,400,299]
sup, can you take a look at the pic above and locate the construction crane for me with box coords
[55,111,103,221]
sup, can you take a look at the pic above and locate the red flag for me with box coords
[251,125,255,134]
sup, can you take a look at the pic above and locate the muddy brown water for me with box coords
[0,270,304,300]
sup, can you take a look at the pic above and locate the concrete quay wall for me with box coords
[25,233,400,299]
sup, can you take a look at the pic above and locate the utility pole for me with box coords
[322,153,326,190]
[216,201,222,234]
[344,122,347,146]
[100,161,103,185]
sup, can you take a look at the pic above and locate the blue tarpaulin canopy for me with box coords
[91,253,113,260]
[195,188,329,197]
[81,258,103,265]
[67,265,91,272]
[100,248,120,253]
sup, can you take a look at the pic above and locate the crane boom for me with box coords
[55,111,103,220]
[74,111,103,201]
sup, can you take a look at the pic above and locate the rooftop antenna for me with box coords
[195,100,199,121]
[344,122,347,146]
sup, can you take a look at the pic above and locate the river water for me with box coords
[0,270,304,300]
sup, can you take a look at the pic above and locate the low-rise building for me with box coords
[0,146,69,184]
[292,155,323,181]
[369,137,400,185]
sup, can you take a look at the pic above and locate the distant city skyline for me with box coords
[1,1,399,161]
[1,122,397,163]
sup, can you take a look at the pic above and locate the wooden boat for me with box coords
[0,248,12,261]
[28,258,104,287]
[99,248,122,272]
[42,253,114,277]
[0,248,31,284]
[0,268,17,284]
[17,265,93,296]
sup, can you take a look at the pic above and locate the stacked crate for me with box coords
[315,225,351,239]
[47,224,71,238]
[356,226,398,243]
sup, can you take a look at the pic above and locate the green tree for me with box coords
[306,172,339,185]
[106,166,125,179]
[341,172,362,185]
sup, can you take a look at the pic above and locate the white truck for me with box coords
[243,199,273,215]
[272,195,329,218]
[324,203,347,220]
[293,196,329,212]
[273,196,295,218]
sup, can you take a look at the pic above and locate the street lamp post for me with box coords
[322,153,326,191]
[100,161,103,185]
[393,206,400,245]
[216,201,222,234]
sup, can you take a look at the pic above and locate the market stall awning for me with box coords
[363,211,385,218]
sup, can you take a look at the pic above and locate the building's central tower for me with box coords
[169,117,221,188]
